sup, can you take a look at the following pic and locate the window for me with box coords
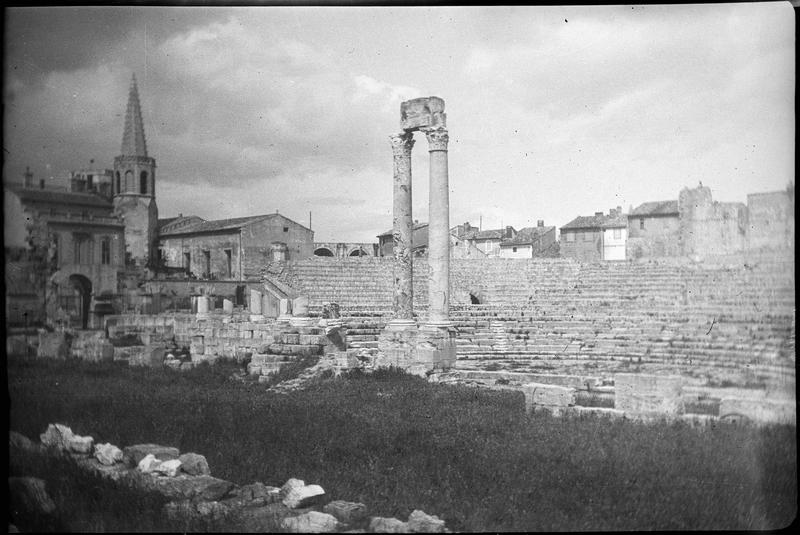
[184,252,191,271]
[566,232,575,243]
[125,170,133,192]
[512,247,518,253]
[87,174,94,190]
[613,228,622,240]
[283,226,289,233]
[224,249,232,277]
[583,231,592,241]
[115,172,120,194]
[101,238,111,265]
[140,172,148,194]
[203,250,211,278]
[639,218,645,230]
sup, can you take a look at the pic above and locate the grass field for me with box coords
[7,357,797,532]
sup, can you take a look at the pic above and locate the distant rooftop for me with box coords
[629,200,679,217]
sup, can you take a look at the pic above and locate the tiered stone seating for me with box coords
[278,257,794,384]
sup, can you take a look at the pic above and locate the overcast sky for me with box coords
[3,4,795,242]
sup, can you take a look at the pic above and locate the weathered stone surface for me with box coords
[521,383,576,412]
[283,483,326,509]
[230,482,281,504]
[10,431,41,454]
[8,477,57,515]
[123,444,180,467]
[157,459,183,477]
[141,474,236,502]
[615,374,684,415]
[138,453,162,473]
[165,358,182,370]
[719,397,796,425]
[179,452,211,476]
[323,500,368,524]
[37,332,69,359]
[407,510,446,533]
[282,511,340,533]
[74,456,130,481]
[94,443,124,465]
[369,517,410,533]
[67,435,94,454]
[233,503,293,532]
[40,423,74,450]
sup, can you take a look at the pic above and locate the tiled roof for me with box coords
[561,213,627,230]
[462,227,512,240]
[629,200,679,216]
[501,226,555,246]
[377,222,429,238]
[6,185,113,208]
[159,214,276,236]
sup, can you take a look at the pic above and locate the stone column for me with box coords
[387,132,416,329]
[249,289,264,322]
[425,127,451,327]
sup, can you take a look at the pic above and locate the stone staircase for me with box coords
[271,257,794,385]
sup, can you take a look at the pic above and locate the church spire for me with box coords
[120,74,148,157]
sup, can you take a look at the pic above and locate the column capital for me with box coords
[390,132,415,156]
[424,127,449,152]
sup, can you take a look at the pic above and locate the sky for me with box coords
[3,4,795,242]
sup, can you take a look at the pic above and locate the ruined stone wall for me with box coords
[747,190,794,252]
[241,217,314,274]
[158,232,242,280]
[678,186,747,258]
[559,230,602,261]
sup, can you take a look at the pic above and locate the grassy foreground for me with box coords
[7,357,797,532]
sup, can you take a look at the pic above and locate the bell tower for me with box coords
[113,74,158,267]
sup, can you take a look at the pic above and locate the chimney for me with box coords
[505,226,513,238]
[537,220,544,227]
[609,208,617,217]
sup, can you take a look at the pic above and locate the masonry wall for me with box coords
[241,217,314,275]
[159,232,242,280]
[114,195,158,266]
[678,186,746,258]
[747,190,795,252]
[626,214,680,259]
[559,229,601,261]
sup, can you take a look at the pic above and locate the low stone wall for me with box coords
[10,424,449,533]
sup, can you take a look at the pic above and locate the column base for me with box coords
[385,318,418,331]
[249,314,265,322]
[377,322,456,374]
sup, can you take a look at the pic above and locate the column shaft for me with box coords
[426,128,450,326]
[390,133,415,325]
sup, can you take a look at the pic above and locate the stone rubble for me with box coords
[10,423,451,533]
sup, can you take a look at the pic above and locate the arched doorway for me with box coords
[64,274,92,329]
[314,247,334,257]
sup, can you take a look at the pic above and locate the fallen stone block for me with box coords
[8,477,56,515]
[230,482,281,505]
[67,435,94,454]
[407,510,446,533]
[123,444,180,467]
[94,443,124,466]
[40,423,74,451]
[138,453,162,474]
[179,452,211,476]
[323,500,368,524]
[369,517,410,533]
[233,502,293,532]
[142,474,236,502]
[615,373,684,415]
[521,383,576,413]
[157,459,183,477]
[9,431,42,454]
[282,511,340,533]
[283,483,326,509]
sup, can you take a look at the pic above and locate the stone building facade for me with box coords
[499,222,557,258]
[626,200,680,259]
[157,213,314,280]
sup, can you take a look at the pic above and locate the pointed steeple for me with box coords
[120,74,148,157]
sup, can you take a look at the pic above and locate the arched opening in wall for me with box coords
[469,293,481,304]
[349,248,367,257]
[125,170,133,192]
[314,247,334,257]
[115,172,121,194]
[61,274,92,329]
[140,171,148,194]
